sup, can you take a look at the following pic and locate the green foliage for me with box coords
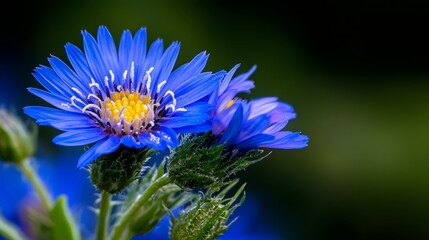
[24,196,80,240]
[90,147,156,194]
[0,214,26,240]
[168,133,268,190]
[169,180,246,240]
[49,196,81,240]
[112,162,197,238]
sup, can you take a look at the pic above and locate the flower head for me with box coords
[212,65,308,152]
[24,26,224,168]
[168,65,308,190]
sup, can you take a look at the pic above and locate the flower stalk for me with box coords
[110,174,171,240]
[18,159,53,211]
[95,191,111,240]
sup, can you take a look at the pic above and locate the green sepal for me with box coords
[168,133,268,190]
[90,146,156,194]
[169,180,246,240]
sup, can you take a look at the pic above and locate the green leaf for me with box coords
[49,196,81,240]
[0,214,26,240]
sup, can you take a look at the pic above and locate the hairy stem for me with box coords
[110,174,171,240]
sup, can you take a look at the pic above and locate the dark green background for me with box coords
[1,1,429,239]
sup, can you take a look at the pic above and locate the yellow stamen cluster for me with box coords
[225,99,235,109]
[103,91,151,124]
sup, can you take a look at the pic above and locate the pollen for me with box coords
[102,91,152,124]
[225,99,235,109]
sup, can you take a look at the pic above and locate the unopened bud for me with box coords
[0,108,37,164]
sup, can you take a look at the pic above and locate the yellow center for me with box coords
[103,91,151,124]
[225,99,235,109]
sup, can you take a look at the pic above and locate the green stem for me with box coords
[96,191,111,240]
[18,159,53,211]
[110,174,171,240]
[0,214,26,240]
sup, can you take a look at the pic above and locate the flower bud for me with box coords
[89,147,154,194]
[0,108,37,164]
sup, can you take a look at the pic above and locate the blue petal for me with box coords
[129,28,147,86]
[160,102,212,128]
[174,71,225,108]
[53,128,107,146]
[48,56,89,96]
[161,113,210,128]
[121,135,142,148]
[118,29,133,73]
[65,43,96,86]
[261,132,309,149]
[138,132,167,151]
[97,26,120,78]
[219,103,244,145]
[263,121,288,134]
[172,122,211,133]
[138,39,163,86]
[160,51,209,97]
[150,41,180,94]
[235,134,275,150]
[82,30,109,85]
[45,119,97,131]
[236,114,270,142]
[229,65,256,91]
[219,64,240,95]
[152,126,179,148]
[33,66,73,96]
[77,135,121,168]
[24,106,98,131]
[28,88,79,112]
[24,106,87,123]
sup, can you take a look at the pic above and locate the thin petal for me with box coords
[118,29,133,72]
[121,135,142,148]
[219,103,244,145]
[172,122,211,133]
[150,41,180,94]
[28,88,79,112]
[77,135,121,168]
[48,56,89,95]
[82,30,109,85]
[261,132,309,149]
[53,128,107,146]
[160,51,209,97]
[219,63,240,95]
[33,66,73,96]
[236,114,270,142]
[65,43,96,86]
[235,134,275,150]
[152,126,179,148]
[137,132,167,151]
[24,106,87,123]
[97,26,120,78]
[174,71,224,108]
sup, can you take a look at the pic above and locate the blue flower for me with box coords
[212,65,308,151]
[24,26,225,168]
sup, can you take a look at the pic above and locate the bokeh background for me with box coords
[1,1,429,239]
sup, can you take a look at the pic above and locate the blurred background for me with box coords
[1,1,429,239]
